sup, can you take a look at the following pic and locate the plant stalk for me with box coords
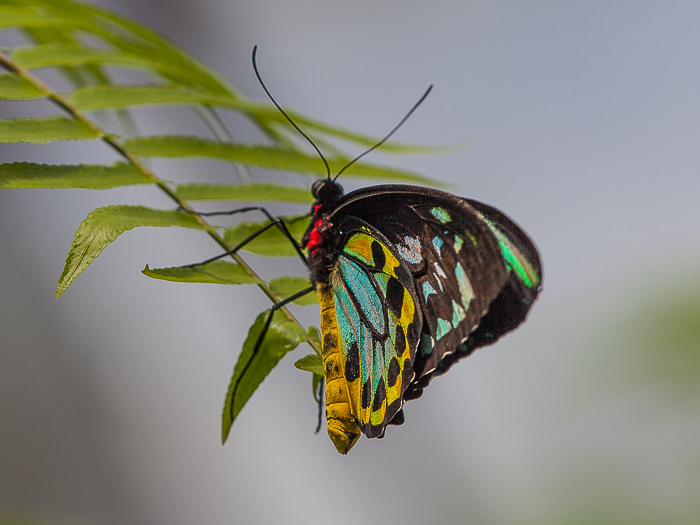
[0,51,320,354]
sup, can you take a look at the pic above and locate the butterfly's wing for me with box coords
[321,217,422,447]
[332,185,542,400]
[459,198,542,344]
[403,196,543,397]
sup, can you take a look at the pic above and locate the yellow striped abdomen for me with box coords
[317,283,361,454]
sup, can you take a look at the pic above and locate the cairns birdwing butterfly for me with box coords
[223,47,542,454]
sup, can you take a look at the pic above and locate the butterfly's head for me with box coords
[311,178,344,206]
[302,179,344,281]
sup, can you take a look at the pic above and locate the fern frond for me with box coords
[0,161,149,189]
[0,116,99,142]
[56,205,214,297]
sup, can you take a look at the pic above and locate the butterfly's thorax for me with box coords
[302,180,345,286]
[303,214,338,285]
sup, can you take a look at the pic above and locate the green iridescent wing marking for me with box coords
[468,201,542,291]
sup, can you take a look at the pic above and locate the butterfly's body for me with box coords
[302,180,542,454]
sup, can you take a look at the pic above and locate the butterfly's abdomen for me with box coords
[317,283,361,454]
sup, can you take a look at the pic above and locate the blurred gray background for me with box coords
[2,1,700,524]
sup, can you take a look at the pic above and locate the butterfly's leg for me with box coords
[181,205,309,267]
[315,377,324,434]
[228,285,315,418]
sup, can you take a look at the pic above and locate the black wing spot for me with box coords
[370,241,386,270]
[361,380,372,409]
[385,277,405,317]
[387,357,400,387]
[406,316,420,342]
[372,378,386,411]
[394,325,406,357]
[394,264,411,284]
[402,358,412,380]
[345,342,360,382]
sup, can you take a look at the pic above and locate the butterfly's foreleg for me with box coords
[228,285,315,418]
[315,376,325,434]
[180,206,309,268]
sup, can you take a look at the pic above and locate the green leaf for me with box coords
[0,116,99,143]
[269,276,317,305]
[57,206,209,297]
[4,2,439,157]
[175,183,312,203]
[294,352,325,403]
[222,215,310,257]
[142,261,262,285]
[21,28,108,89]
[0,73,44,99]
[303,327,324,401]
[22,25,81,48]
[0,6,72,29]
[307,326,321,356]
[0,162,150,189]
[71,5,233,95]
[123,136,436,182]
[67,84,237,112]
[222,310,307,442]
[294,353,324,376]
[12,44,145,70]
[11,45,228,93]
[8,0,234,95]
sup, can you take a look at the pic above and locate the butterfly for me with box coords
[300,179,542,454]
[223,46,542,454]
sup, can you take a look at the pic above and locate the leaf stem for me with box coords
[0,51,320,354]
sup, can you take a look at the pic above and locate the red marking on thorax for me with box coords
[307,219,323,253]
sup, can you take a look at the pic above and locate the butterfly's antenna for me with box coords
[251,46,331,180]
[333,84,433,182]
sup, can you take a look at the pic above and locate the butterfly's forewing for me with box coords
[321,218,421,448]
[408,199,541,388]
[330,185,542,400]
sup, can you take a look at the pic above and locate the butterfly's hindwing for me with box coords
[324,219,421,440]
